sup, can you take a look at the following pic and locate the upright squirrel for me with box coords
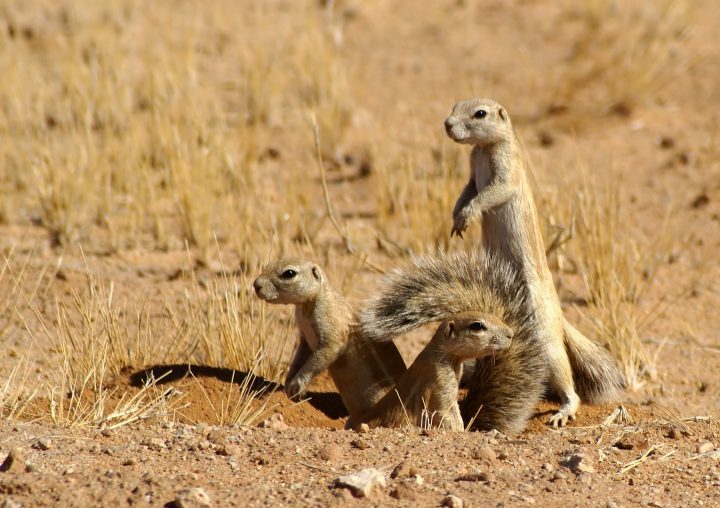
[253,259,406,419]
[347,311,513,431]
[443,98,623,426]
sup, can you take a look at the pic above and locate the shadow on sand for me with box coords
[128,364,348,420]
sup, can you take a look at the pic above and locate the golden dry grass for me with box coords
[537,163,675,389]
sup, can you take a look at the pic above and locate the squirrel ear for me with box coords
[311,265,323,282]
[498,108,506,121]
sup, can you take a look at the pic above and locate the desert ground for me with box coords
[1,0,720,506]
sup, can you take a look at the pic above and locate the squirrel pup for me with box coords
[362,250,550,435]
[347,311,513,431]
[253,258,406,419]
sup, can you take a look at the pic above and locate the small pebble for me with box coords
[258,414,290,430]
[318,444,344,463]
[0,448,25,474]
[2,498,22,508]
[552,471,568,482]
[334,468,386,498]
[389,484,420,501]
[697,442,714,454]
[33,438,52,451]
[141,437,166,450]
[473,446,496,462]
[560,453,596,474]
[174,487,211,507]
[441,494,464,508]
[390,460,413,479]
[351,439,370,450]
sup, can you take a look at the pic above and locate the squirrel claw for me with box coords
[547,411,576,428]
[284,376,308,400]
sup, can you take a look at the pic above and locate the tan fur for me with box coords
[361,250,547,434]
[347,311,513,431]
[445,98,623,426]
[253,258,407,418]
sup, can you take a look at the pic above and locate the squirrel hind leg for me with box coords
[460,338,548,435]
[563,320,625,404]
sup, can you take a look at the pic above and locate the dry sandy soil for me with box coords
[1,0,720,506]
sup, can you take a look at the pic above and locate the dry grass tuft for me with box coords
[0,363,39,421]
[572,176,665,389]
[603,405,633,426]
[10,249,293,428]
[0,0,354,261]
[538,163,674,390]
[192,368,278,427]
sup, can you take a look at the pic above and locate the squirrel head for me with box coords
[439,310,513,360]
[444,98,513,147]
[253,258,325,304]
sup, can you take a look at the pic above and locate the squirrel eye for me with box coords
[473,109,487,119]
[468,321,487,331]
[281,269,297,279]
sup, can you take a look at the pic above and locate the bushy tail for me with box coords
[361,250,546,434]
[564,320,625,403]
[361,250,528,341]
[462,337,548,435]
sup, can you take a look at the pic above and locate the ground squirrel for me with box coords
[253,258,407,419]
[443,98,624,426]
[347,311,513,431]
[362,250,549,434]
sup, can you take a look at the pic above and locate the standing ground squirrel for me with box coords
[362,250,548,434]
[253,258,407,419]
[444,98,624,426]
[346,311,513,431]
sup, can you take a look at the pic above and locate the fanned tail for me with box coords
[361,250,527,340]
[563,320,625,403]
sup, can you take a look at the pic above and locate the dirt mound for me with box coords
[125,365,347,428]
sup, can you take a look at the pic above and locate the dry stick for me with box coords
[310,113,384,274]
[619,444,664,474]
[465,404,484,431]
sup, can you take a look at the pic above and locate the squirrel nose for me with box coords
[252,279,262,294]
[444,118,453,134]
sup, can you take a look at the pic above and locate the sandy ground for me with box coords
[2,0,720,506]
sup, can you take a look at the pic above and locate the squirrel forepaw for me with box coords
[451,215,469,239]
[284,375,308,399]
[548,391,580,427]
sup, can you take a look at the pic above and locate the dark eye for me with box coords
[469,321,486,331]
[281,269,297,279]
[473,109,487,119]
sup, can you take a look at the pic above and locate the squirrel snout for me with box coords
[444,118,454,135]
